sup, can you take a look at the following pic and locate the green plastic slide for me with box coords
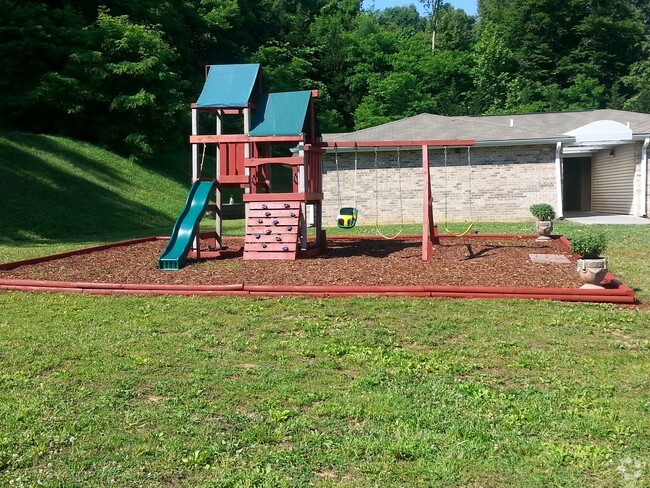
[158,180,216,270]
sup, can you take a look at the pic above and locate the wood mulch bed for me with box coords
[0,236,584,289]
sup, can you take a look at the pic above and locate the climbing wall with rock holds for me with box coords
[244,201,302,260]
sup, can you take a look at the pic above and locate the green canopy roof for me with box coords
[195,64,260,108]
[249,91,312,137]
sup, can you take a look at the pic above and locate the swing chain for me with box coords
[334,143,342,209]
[443,146,448,225]
[467,146,473,221]
[397,147,403,228]
[374,146,379,226]
[334,143,359,229]
[353,143,358,209]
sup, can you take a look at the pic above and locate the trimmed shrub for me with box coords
[570,232,608,259]
[529,203,556,221]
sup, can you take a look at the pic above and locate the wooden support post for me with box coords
[191,108,199,183]
[315,201,324,248]
[191,107,200,253]
[298,143,308,250]
[309,96,316,143]
[422,144,438,261]
[243,107,251,222]
[214,111,223,249]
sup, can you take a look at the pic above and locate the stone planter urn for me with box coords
[570,231,609,289]
[535,220,553,241]
[576,258,608,289]
[529,204,556,242]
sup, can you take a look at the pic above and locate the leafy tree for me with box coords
[0,1,86,130]
[355,71,429,128]
[560,74,606,111]
[419,0,442,50]
[344,12,401,126]
[502,77,559,113]
[471,22,516,113]
[252,43,316,93]
[433,5,475,52]
[623,46,650,112]
[377,5,427,33]
[477,0,644,111]
[308,0,363,130]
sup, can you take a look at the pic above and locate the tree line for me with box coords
[2,0,650,160]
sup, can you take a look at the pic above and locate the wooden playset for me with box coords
[158,64,324,270]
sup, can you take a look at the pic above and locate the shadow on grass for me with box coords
[0,133,177,244]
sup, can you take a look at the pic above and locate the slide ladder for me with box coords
[244,201,301,260]
[158,180,216,270]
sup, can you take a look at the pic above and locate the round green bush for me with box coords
[529,203,556,221]
[570,232,608,259]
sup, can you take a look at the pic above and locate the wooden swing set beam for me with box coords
[421,144,439,261]
[324,139,476,261]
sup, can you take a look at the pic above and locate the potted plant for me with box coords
[570,231,608,288]
[529,203,556,241]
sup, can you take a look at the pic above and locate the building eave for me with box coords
[475,137,575,148]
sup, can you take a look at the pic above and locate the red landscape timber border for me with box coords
[0,277,636,302]
[0,234,637,303]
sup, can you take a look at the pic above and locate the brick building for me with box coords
[321,110,650,224]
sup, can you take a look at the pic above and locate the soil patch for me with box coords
[1,236,583,289]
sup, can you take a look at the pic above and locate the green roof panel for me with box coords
[249,91,312,137]
[195,64,260,108]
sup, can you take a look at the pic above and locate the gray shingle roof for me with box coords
[323,109,650,145]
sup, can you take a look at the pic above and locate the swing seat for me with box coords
[337,207,358,229]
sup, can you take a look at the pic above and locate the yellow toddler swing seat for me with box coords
[337,207,358,229]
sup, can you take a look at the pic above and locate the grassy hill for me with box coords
[0,132,192,261]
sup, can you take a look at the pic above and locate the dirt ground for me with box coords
[1,236,584,289]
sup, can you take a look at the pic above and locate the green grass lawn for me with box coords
[1,294,648,487]
[1,133,649,486]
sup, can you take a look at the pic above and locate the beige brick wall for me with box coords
[322,145,557,225]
